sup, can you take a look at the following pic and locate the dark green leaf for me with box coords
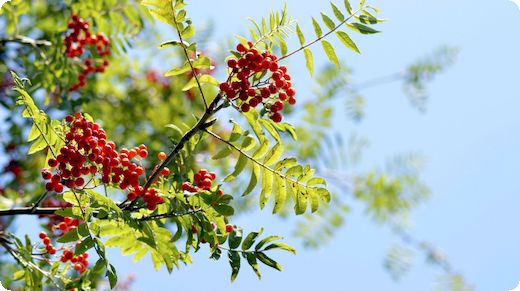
[228,227,243,249]
[214,204,234,216]
[228,251,241,282]
[246,253,261,279]
[74,236,95,256]
[256,252,282,271]
[242,228,263,251]
[347,22,380,34]
[263,242,296,254]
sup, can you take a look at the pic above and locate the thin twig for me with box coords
[172,14,208,109]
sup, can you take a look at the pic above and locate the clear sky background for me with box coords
[9,0,520,290]
[106,1,520,290]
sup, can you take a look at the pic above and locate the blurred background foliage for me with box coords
[0,0,471,289]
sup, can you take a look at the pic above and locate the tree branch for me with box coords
[0,35,52,48]
[172,15,208,109]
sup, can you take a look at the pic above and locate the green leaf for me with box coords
[263,242,296,254]
[259,169,274,209]
[214,204,234,216]
[336,31,360,54]
[228,251,241,282]
[228,227,243,249]
[303,48,314,75]
[321,40,340,67]
[87,190,122,214]
[242,163,260,196]
[224,153,248,182]
[245,253,261,279]
[255,252,282,271]
[27,124,41,142]
[75,236,95,256]
[347,22,380,34]
[164,65,191,77]
[311,17,322,37]
[242,228,263,251]
[252,138,270,160]
[57,224,88,243]
[255,235,283,251]
[263,143,283,166]
[212,146,233,160]
[181,24,195,38]
[28,136,47,154]
[290,182,308,215]
[331,2,345,21]
[107,264,117,289]
[158,40,189,49]
[296,24,305,46]
[272,175,287,214]
[344,0,354,14]
[307,177,327,187]
[309,189,320,213]
[321,13,336,30]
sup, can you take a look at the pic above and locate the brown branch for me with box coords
[0,207,63,216]
[0,35,52,47]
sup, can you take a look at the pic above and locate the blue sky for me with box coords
[7,0,520,290]
[108,1,520,290]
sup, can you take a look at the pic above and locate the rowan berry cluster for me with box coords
[39,230,89,274]
[42,112,167,210]
[39,231,57,255]
[219,42,296,123]
[61,247,89,274]
[55,216,81,235]
[181,168,222,197]
[65,15,111,91]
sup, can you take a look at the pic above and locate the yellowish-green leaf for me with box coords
[336,31,360,53]
[311,17,322,37]
[331,2,345,21]
[272,175,287,214]
[321,40,340,67]
[321,13,335,30]
[303,48,314,75]
[296,24,305,46]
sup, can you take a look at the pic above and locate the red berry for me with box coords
[54,183,64,193]
[240,103,250,112]
[39,232,47,239]
[139,149,148,158]
[236,43,246,52]
[48,158,58,167]
[225,224,234,233]
[158,152,167,161]
[271,112,283,123]
[161,167,170,176]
